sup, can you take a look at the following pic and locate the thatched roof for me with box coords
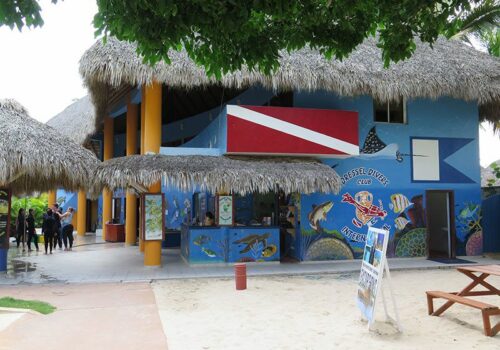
[94,154,341,195]
[0,99,101,194]
[46,95,96,145]
[81,36,500,129]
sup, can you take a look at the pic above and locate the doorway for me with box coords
[426,190,456,259]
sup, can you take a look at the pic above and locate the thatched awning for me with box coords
[0,99,101,194]
[80,36,500,127]
[94,154,341,195]
[46,95,96,146]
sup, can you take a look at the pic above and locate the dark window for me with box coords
[374,98,406,124]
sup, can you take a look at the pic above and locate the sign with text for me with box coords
[142,194,165,241]
[356,227,389,323]
[217,195,234,226]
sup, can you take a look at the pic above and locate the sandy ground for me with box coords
[0,283,168,350]
[153,269,500,350]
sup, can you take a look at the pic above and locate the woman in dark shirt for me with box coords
[42,209,56,254]
[16,208,26,251]
[26,209,39,252]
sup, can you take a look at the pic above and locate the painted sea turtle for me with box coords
[305,238,354,261]
[233,233,270,253]
[395,228,426,257]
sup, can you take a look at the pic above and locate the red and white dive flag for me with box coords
[226,105,359,157]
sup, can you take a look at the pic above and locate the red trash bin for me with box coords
[234,263,247,290]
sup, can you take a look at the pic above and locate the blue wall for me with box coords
[294,92,481,260]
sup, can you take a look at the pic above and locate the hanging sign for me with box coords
[217,195,234,226]
[0,189,11,249]
[142,194,165,241]
[356,227,389,323]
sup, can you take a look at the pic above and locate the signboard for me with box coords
[226,105,359,157]
[356,227,389,323]
[216,195,234,226]
[0,189,11,249]
[142,194,165,241]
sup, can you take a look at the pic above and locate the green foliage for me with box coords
[0,0,58,30]
[486,161,500,187]
[0,297,56,314]
[10,193,48,228]
[92,0,480,77]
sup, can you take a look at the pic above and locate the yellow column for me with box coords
[143,82,162,266]
[139,88,146,252]
[125,101,138,245]
[102,116,114,241]
[47,191,57,208]
[77,191,86,236]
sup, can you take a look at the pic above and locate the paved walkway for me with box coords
[1,234,498,285]
[0,283,168,350]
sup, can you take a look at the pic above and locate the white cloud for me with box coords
[0,0,97,122]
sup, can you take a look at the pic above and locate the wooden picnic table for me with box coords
[426,265,500,337]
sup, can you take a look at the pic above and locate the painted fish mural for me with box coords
[308,201,334,231]
[341,192,387,228]
[389,194,413,213]
[262,244,277,258]
[193,235,211,246]
[201,247,217,258]
[233,233,271,253]
[359,127,402,162]
[394,215,410,231]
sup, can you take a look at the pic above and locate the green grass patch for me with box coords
[0,297,56,315]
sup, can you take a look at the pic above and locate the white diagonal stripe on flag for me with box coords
[227,105,359,155]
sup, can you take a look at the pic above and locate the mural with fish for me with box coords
[181,226,280,264]
[162,186,194,230]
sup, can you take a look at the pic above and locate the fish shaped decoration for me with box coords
[193,234,211,246]
[261,244,277,258]
[201,247,217,258]
[308,201,334,231]
[394,215,410,231]
[389,193,413,213]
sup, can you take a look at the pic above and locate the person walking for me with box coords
[26,208,39,252]
[15,208,27,252]
[42,209,56,254]
[61,207,75,251]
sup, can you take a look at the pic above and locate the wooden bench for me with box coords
[427,291,500,336]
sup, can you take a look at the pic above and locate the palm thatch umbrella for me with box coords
[80,36,500,133]
[94,154,341,195]
[0,99,100,194]
[46,95,96,146]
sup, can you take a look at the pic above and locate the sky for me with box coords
[0,0,498,167]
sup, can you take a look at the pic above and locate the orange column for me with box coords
[125,100,138,245]
[102,116,114,241]
[77,190,87,236]
[143,82,162,266]
[47,191,57,208]
[139,88,146,252]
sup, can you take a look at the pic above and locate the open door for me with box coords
[426,190,456,259]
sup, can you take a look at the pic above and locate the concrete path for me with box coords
[1,235,498,285]
[0,283,168,350]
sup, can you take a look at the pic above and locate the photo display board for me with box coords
[142,194,165,241]
[356,227,390,322]
[0,189,11,249]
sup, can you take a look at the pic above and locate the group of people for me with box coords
[16,203,75,255]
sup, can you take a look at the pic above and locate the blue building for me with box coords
[50,36,499,266]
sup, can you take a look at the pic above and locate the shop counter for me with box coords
[181,225,280,264]
[105,223,125,242]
